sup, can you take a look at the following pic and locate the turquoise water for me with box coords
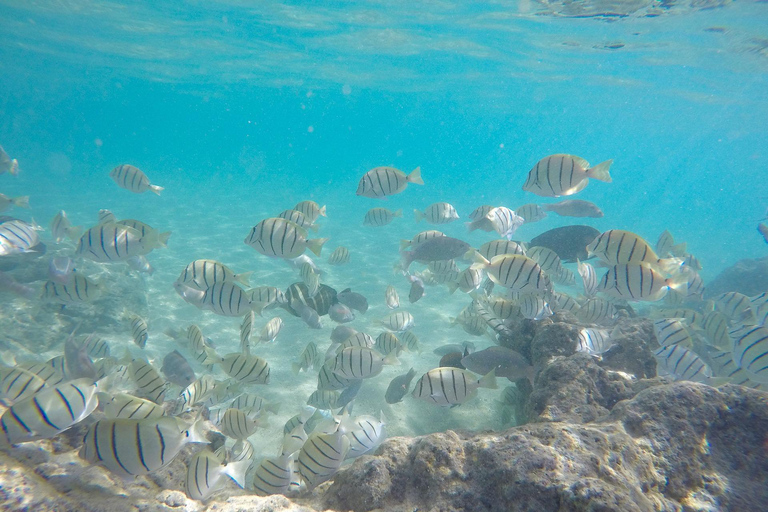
[0,0,767,504]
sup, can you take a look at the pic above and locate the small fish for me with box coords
[284,282,337,316]
[252,454,295,497]
[102,392,165,420]
[343,412,387,459]
[328,246,350,265]
[278,209,319,232]
[217,408,261,440]
[400,235,472,271]
[576,297,617,324]
[529,225,600,263]
[109,164,164,195]
[653,319,693,347]
[329,302,355,323]
[337,332,376,352]
[414,202,459,224]
[356,166,423,198]
[576,328,615,355]
[527,246,565,275]
[259,317,283,343]
[477,239,527,260]
[577,259,598,297]
[97,209,117,224]
[249,285,287,309]
[177,375,217,412]
[0,366,47,404]
[522,154,612,197]
[713,292,755,324]
[126,255,155,275]
[244,217,328,259]
[0,193,29,213]
[385,368,417,404]
[0,145,19,176]
[473,254,551,294]
[337,288,369,313]
[80,416,206,477]
[294,200,327,223]
[428,259,460,275]
[375,332,403,356]
[240,311,256,354]
[300,262,320,297]
[292,342,322,375]
[364,207,402,227]
[186,447,250,501]
[730,325,768,384]
[176,259,253,291]
[42,273,100,304]
[587,230,682,273]
[331,325,358,344]
[597,263,685,302]
[702,311,730,350]
[485,207,525,239]
[412,368,497,407]
[230,393,279,416]
[759,223,768,244]
[130,315,148,349]
[307,389,340,409]
[519,294,553,321]
[515,203,547,223]
[385,284,400,309]
[161,350,196,387]
[202,282,261,317]
[76,223,160,263]
[653,345,711,383]
[461,347,534,383]
[332,347,396,380]
[220,353,270,385]
[128,358,167,404]
[407,274,426,303]
[543,199,604,218]
[297,427,350,490]
[379,310,415,331]
[0,219,41,256]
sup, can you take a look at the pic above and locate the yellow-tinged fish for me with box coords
[130,315,148,349]
[586,230,682,273]
[332,347,396,380]
[102,392,165,420]
[41,274,101,304]
[0,379,98,447]
[176,375,217,412]
[597,263,686,302]
[414,202,459,224]
[328,246,350,265]
[244,217,328,259]
[473,254,551,294]
[186,447,250,501]
[297,427,350,490]
[292,342,322,375]
[128,358,167,404]
[307,389,340,409]
[400,230,445,251]
[522,154,612,197]
[653,319,694,347]
[0,193,29,213]
[384,284,400,309]
[109,164,164,195]
[278,209,319,232]
[0,365,48,405]
[515,203,547,223]
[76,223,161,263]
[356,166,423,198]
[80,416,206,477]
[252,454,295,496]
[447,267,484,294]
[294,200,326,222]
[478,239,527,260]
[176,259,252,291]
[375,332,403,356]
[217,408,261,440]
[364,207,402,227]
[412,368,497,407]
[730,325,768,384]
[220,353,270,385]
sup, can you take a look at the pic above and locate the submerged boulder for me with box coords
[705,256,768,298]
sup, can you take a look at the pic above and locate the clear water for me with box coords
[0,0,767,494]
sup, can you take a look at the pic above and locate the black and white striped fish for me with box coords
[522,154,612,197]
[128,359,167,404]
[176,375,217,413]
[702,311,731,350]
[475,254,551,294]
[576,328,615,355]
[447,267,484,295]
[527,246,565,274]
[0,365,48,405]
[176,259,252,291]
[551,292,581,313]
[375,332,403,356]
[217,408,260,440]
[356,166,423,198]
[307,389,340,410]
[342,412,386,459]
[201,282,260,317]
[76,223,157,263]
[478,239,527,260]
[597,263,685,302]
[185,447,250,501]
[730,325,768,384]
[653,345,711,383]
[414,202,459,224]
[42,274,101,304]
[284,282,337,317]
[130,315,148,349]
[336,332,376,352]
[576,297,617,324]
[577,259,598,297]
[412,367,497,407]
[0,379,98,447]
[220,353,270,385]
[102,392,165,420]
[653,318,694,347]
[586,230,681,273]
[109,164,164,195]
[0,219,41,256]
[384,284,400,309]
[519,294,553,321]
[364,207,402,227]
[294,200,326,223]
[244,217,328,259]
[486,207,524,239]
[230,393,279,416]
[50,210,81,243]
[80,416,206,477]
[252,454,295,496]
[328,246,350,265]
[317,360,357,391]
[14,361,65,386]
[714,292,755,324]
[300,262,320,297]
[278,208,318,232]
[515,203,547,224]
[292,342,322,375]
[297,427,350,490]
[332,347,394,380]
[259,317,283,343]
[379,310,414,332]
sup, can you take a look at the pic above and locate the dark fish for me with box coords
[283,282,337,316]
[759,223,768,244]
[293,300,323,329]
[48,257,76,284]
[543,200,604,218]
[328,302,355,323]
[161,350,196,387]
[0,270,36,298]
[64,331,96,380]
[337,379,363,408]
[385,368,417,404]
[439,352,465,369]
[336,288,369,313]
[433,342,475,357]
[331,325,358,344]
[460,346,533,383]
[528,225,600,263]
[407,274,425,303]
[400,236,471,270]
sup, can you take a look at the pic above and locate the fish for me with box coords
[519,294,553,321]
[252,454,295,496]
[0,379,98,448]
[130,315,148,348]
[317,358,358,391]
[428,259,460,275]
[527,246,566,277]
[400,230,446,251]
[42,273,101,304]
[294,300,323,329]
[0,366,47,405]
[450,312,489,337]
[655,230,687,258]
[202,282,261,317]
[328,246,350,265]
[576,328,615,355]
[186,447,250,501]
[329,302,355,323]
[337,379,364,409]
[653,345,712,383]
[412,368,497,407]
[307,389,340,409]
[76,223,161,263]
[577,259,598,297]
[364,207,402,227]
[292,342,322,375]
[337,332,376,352]
[543,199,604,218]
[596,263,685,302]
[473,254,551,294]
[356,166,423,198]
[230,393,279,416]
[0,270,36,298]
[375,332,403,356]
[447,267,483,294]
[128,359,167,404]
[336,288,369,313]
[461,346,534,383]
[730,325,768,384]
[217,408,261,440]
[174,281,206,309]
[80,416,206,477]
[439,352,464,368]
[477,239,527,260]
[332,347,396,380]
[653,319,694,347]
[297,427,350,490]
[486,298,519,319]
[385,368,417,403]
[0,219,41,256]
[109,164,164,195]
[126,255,155,275]
[185,325,220,366]
[248,286,287,309]
[0,194,29,213]
[0,145,19,176]
[244,217,328,259]
[240,311,256,354]
[713,292,755,324]
[471,300,514,338]
[161,350,196,388]
[278,209,319,232]
[176,259,253,291]
[385,285,400,309]
[220,353,270,385]
[102,392,165,420]
[116,219,170,248]
[529,225,600,263]
[483,207,525,239]
[586,230,682,273]
[14,361,64,386]
[379,310,415,331]
[522,154,612,197]
[414,202,459,224]
[400,235,472,271]
[300,262,321,298]
[283,282,337,316]
[759,223,768,244]
[176,375,217,412]
[259,317,283,343]
[294,200,327,223]
[97,209,117,225]
[576,297,617,324]
[343,412,386,459]
[407,274,426,302]
[331,325,358,344]
[515,203,547,223]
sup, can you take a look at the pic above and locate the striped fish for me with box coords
[259,317,283,343]
[414,202,459,224]
[336,332,376,352]
[15,361,65,386]
[230,393,279,416]
[400,230,445,251]
[577,259,598,297]
[130,315,148,349]
[248,286,287,309]
[486,207,525,239]
[515,203,547,224]
[292,342,322,375]
[356,166,423,198]
[552,292,581,314]
[575,297,617,324]
[702,311,731,350]
[412,368,497,407]
[116,219,170,250]
[714,292,755,325]
[283,282,337,317]
[428,259,460,275]
[0,379,98,447]
[472,299,514,339]
[519,294,553,321]
[597,263,685,302]
[244,217,328,259]
[475,254,551,294]
[384,285,400,309]
[76,223,157,262]
[198,378,240,409]
[317,360,357,391]
[240,311,256,355]
[282,424,308,457]
[753,294,768,326]
[294,200,326,223]
[552,266,576,286]
[653,345,712,383]
[97,209,117,224]
[344,412,386,459]
[186,325,219,366]
[307,389,340,410]
[451,311,489,337]
[176,375,217,412]
[220,353,270,385]
[653,318,694,347]
[332,347,393,380]
[522,154,612,197]
[217,408,260,440]
[654,308,703,329]
[364,207,402,227]
[328,246,350,265]
[478,239,527,260]
[109,164,163,195]
[468,205,493,221]
[80,416,206,477]
[50,210,81,243]
[656,230,687,258]
[576,328,615,355]
[527,246,564,274]
[252,454,295,496]
[300,262,320,297]
[297,427,350,490]
[0,365,48,404]
[278,209,318,232]
[42,274,101,304]
[103,392,165,420]
[76,334,111,359]
[586,230,681,273]
[447,267,483,294]
[375,332,403,356]
[379,310,414,332]
[202,282,260,317]
[186,447,250,501]
[283,407,315,435]
[730,325,768,384]
[128,359,167,404]
[0,219,41,256]
[176,259,252,291]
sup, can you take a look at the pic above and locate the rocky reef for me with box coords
[705,256,768,298]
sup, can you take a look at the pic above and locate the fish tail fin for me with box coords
[399,239,411,250]
[478,369,498,390]
[413,209,424,223]
[149,184,164,196]
[12,196,30,208]
[236,271,253,287]
[156,231,172,248]
[658,257,684,274]
[586,160,613,183]
[383,352,400,366]
[223,458,251,489]
[319,205,327,217]
[469,252,490,271]
[671,242,687,257]
[309,223,320,233]
[393,209,403,218]
[399,251,414,272]
[306,238,329,257]
[407,166,424,185]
